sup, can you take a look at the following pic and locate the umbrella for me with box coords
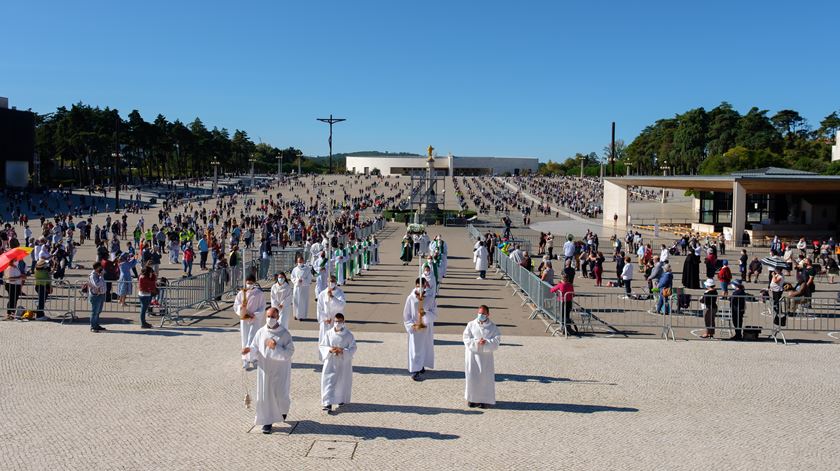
[0,247,34,273]
[760,256,789,271]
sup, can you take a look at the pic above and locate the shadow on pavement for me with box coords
[434,339,523,347]
[493,401,637,413]
[335,402,483,416]
[293,420,459,440]
[292,363,596,384]
[103,329,201,337]
[292,335,383,344]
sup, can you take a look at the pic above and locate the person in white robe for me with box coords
[463,304,501,408]
[473,241,489,279]
[290,256,313,320]
[234,274,266,369]
[270,272,293,329]
[309,241,322,266]
[418,232,430,257]
[316,275,346,360]
[314,252,328,297]
[333,244,346,286]
[403,278,437,381]
[319,313,356,413]
[431,235,447,278]
[422,264,437,298]
[241,308,295,434]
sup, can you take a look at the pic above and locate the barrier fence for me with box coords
[10,219,388,327]
[472,223,840,343]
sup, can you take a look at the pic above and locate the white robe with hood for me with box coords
[319,326,356,406]
[290,264,313,319]
[234,284,266,362]
[249,324,295,425]
[269,279,293,329]
[403,289,437,373]
[463,318,501,405]
[316,286,347,360]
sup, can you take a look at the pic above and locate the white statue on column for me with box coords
[832,130,840,162]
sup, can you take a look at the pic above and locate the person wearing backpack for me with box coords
[718,260,732,298]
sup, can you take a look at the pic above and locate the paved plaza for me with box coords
[2,176,839,470]
[3,320,839,470]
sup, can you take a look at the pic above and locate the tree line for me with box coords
[34,102,315,187]
[538,103,840,176]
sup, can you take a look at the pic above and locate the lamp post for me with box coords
[624,161,632,176]
[211,157,220,197]
[249,154,257,187]
[659,160,670,203]
[579,155,585,178]
[111,150,122,212]
[317,114,347,174]
[276,153,282,178]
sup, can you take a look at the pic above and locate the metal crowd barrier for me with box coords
[13,280,77,324]
[485,223,840,342]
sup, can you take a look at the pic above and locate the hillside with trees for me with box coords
[538,103,840,177]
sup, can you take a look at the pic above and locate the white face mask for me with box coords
[329,282,337,289]
[277,277,285,283]
[266,317,278,328]
[298,263,304,267]
[334,322,344,331]
[246,282,254,289]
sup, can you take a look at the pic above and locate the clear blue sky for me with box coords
[3,1,838,162]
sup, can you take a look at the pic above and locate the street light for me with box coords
[624,161,633,176]
[111,150,122,212]
[659,160,671,203]
[249,154,257,187]
[211,157,221,197]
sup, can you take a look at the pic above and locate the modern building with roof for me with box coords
[603,167,840,246]
[345,154,539,176]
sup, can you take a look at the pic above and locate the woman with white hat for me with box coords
[700,278,718,338]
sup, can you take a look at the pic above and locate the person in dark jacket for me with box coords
[729,279,747,340]
[701,278,718,339]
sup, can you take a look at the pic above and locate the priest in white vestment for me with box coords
[241,308,295,434]
[463,304,501,408]
[316,276,346,360]
[403,278,437,381]
[290,256,313,320]
[269,272,293,329]
[314,252,328,297]
[319,313,356,414]
[234,274,266,369]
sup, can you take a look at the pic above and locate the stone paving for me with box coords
[2,320,839,470]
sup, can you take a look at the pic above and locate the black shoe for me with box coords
[420,368,426,374]
[261,424,272,434]
[322,405,332,412]
[411,372,422,382]
[141,322,153,329]
[478,403,489,409]
[282,414,287,422]
[468,402,478,408]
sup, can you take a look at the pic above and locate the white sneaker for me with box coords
[476,276,483,280]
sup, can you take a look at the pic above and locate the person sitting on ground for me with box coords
[747,256,762,283]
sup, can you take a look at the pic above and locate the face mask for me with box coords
[266,317,278,328]
[477,314,488,322]
[329,282,337,289]
[298,263,304,267]
[334,322,344,331]
[246,283,254,289]
[424,270,430,276]
[277,277,285,283]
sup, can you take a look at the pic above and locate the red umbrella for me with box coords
[0,247,34,272]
